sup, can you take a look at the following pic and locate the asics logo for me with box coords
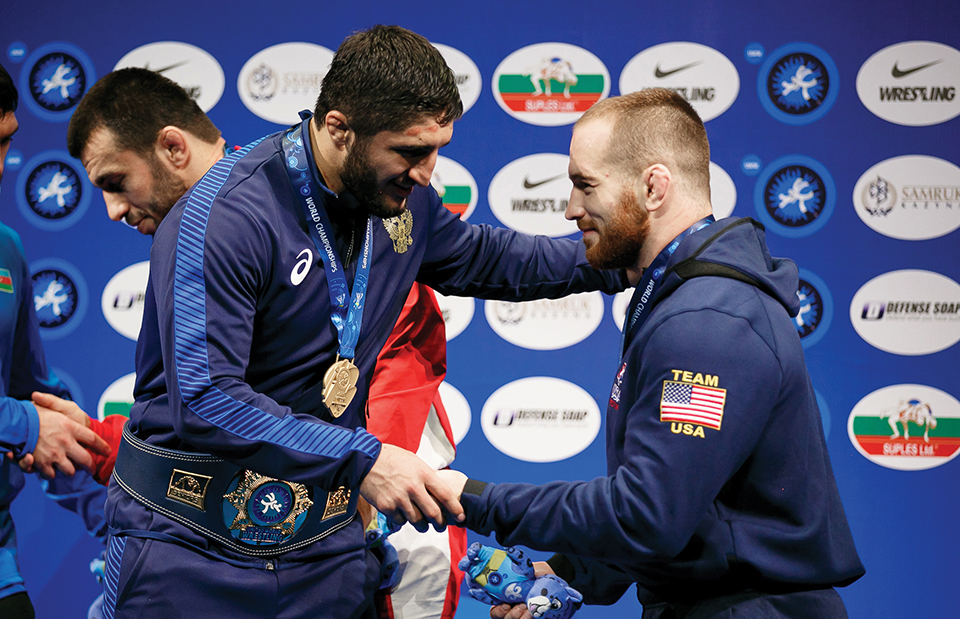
[291,248,313,286]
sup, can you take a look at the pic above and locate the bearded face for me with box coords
[580,187,650,270]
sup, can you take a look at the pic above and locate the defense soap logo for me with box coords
[481,376,601,463]
[101,261,149,341]
[709,161,737,219]
[619,42,740,122]
[488,153,577,237]
[15,151,90,230]
[758,43,838,125]
[848,384,960,471]
[19,42,95,121]
[857,41,960,126]
[851,269,960,356]
[433,43,482,114]
[97,373,136,421]
[493,43,609,126]
[432,156,479,220]
[484,291,604,351]
[433,290,475,341]
[238,43,335,125]
[853,155,960,240]
[115,41,225,112]
[438,381,472,445]
[31,259,87,339]
[754,155,835,237]
[795,269,833,348]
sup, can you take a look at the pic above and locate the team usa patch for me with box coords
[660,369,726,434]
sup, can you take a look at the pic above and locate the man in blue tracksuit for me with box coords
[0,61,110,619]
[441,89,865,618]
[93,26,626,619]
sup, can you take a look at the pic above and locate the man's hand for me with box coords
[24,392,110,479]
[359,443,464,532]
[436,468,467,497]
[490,562,556,619]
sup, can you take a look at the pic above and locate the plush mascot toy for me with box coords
[458,543,583,619]
[365,511,403,590]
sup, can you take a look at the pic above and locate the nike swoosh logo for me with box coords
[143,60,189,74]
[654,61,702,78]
[523,174,565,189]
[891,60,942,78]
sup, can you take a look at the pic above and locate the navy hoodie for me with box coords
[460,217,864,605]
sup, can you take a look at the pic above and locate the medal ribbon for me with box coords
[281,118,372,359]
[619,216,715,361]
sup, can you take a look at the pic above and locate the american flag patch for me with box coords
[660,381,726,430]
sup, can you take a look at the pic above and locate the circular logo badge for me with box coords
[754,155,835,237]
[848,384,960,471]
[758,43,838,125]
[433,43,483,115]
[856,41,960,127]
[238,43,335,125]
[438,381,471,445]
[853,155,960,240]
[114,41,225,112]
[433,290,475,341]
[484,291,604,351]
[709,161,737,219]
[619,42,740,122]
[101,261,149,341]
[850,269,960,356]
[97,373,137,421]
[15,151,91,231]
[19,42,95,121]
[492,42,610,126]
[30,259,87,339]
[795,269,833,348]
[432,155,479,220]
[487,153,577,237]
[480,377,601,463]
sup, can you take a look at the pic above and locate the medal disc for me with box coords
[322,358,359,417]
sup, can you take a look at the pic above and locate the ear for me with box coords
[156,126,190,171]
[320,111,353,150]
[639,164,671,213]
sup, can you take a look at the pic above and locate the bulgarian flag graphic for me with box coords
[102,399,133,418]
[850,414,960,459]
[440,184,472,217]
[497,69,605,113]
[0,269,12,294]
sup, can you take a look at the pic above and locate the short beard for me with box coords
[340,138,403,219]
[148,154,188,220]
[583,189,649,270]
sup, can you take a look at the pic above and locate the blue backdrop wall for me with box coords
[2,1,959,617]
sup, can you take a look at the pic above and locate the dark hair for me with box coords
[0,62,18,115]
[67,67,220,159]
[314,25,462,138]
[576,88,711,202]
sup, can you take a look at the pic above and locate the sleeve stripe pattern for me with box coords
[172,139,380,460]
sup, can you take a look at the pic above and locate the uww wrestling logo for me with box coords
[24,161,82,221]
[795,278,824,339]
[767,52,829,115]
[763,164,827,227]
[32,269,79,329]
[28,52,87,112]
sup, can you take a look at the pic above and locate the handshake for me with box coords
[459,543,582,619]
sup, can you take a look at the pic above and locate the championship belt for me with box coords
[114,425,358,556]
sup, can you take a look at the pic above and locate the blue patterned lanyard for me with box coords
[620,216,715,360]
[281,118,372,360]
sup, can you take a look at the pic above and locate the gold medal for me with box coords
[322,357,359,417]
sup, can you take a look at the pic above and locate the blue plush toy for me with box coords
[458,543,583,619]
[365,511,403,590]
